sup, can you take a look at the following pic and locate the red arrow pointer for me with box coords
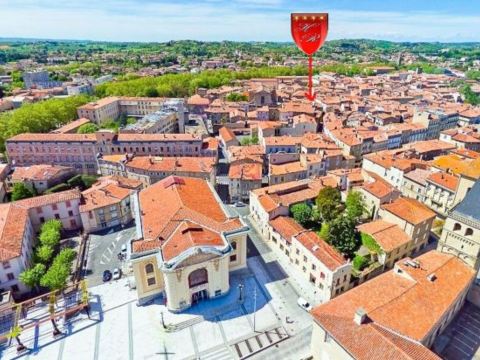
[305,54,316,101]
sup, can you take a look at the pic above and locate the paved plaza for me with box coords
[0,229,313,360]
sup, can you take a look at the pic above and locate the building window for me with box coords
[453,223,461,232]
[68,210,74,217]
[230,255,237,262]
[147,277,156,286]
[145,263,154,274]
[66,201,71,208]
[312,264,316,271]
[7,273,14,281]
[2,261,11,269]
[40,217,45,223]
[52,204,58,211]
[55,214,60,220]
[465,228,473,237]
[36,207,42,214]
[231,241,237,250]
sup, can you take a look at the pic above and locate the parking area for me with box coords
[437,301,480,360]
[85,226,136,287]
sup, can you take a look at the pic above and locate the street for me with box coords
[85,226,136,287]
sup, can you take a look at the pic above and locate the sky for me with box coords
[0,0,479,43]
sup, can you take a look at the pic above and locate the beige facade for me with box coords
[377,198,435,254]
[131,232,247,312]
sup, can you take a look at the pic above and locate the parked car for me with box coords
[121,244,127,253]
[112,268,122,280]
[297,297,312,312]
[102,270,112,282]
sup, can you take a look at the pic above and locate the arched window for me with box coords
[231,241,237,250]
[189,268,208,288]
[145,263,154,274]
[465,228,474,237]
[453,223,462,232]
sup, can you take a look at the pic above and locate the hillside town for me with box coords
[0,57,479,360]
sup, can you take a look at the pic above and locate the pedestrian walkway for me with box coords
[244,215,323,305]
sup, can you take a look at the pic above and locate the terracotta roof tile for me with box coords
[311,251,474,358]
[381,197,435,225]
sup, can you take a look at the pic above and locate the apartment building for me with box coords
[269,217,351,303]
[401,168,432,203]
[378,197,436,253]
[8,164,75,193]
[97,154,216,186]
[16,189,82,231]
[228,160,262,203]
[249,177,338,237]
[0,203,35,295]
[310,251,475,360]
[412,109,459,140]
[358,178,400,218]
[6,133,98,175]
[77,97,185,131]
[358,220,415,269]
[80,176,142,233]
[6,131,211,175]
[424,172,459,217]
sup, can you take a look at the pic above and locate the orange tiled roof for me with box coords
[125,156,215,175]
[219,126,237,143]
[228,161,262,181]
[269,216,304,244]
[295,231,347,271]
[361,178,396,199]
[426,172,458,192]
[358,220,411,253]
[381,197,435,225]
[0,203,29,262]
[132,176,242,255]
[16,188,81,209]
[311,251,474,358]
[11,164,72,182]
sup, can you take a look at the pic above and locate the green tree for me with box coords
[11,183,35,201]
[56,248,76,265]
[353,255,369,271]
[328,216,360,259]
[460,84,480,105]
[36,245,54,264]
[19,263,46,291]
[40,262,70,291]
[39,228,61,248]
[290,203,312,227]
[345,191,367,221]
[145,87,159,97]
[0,94,91,151]
[315,186,342,223]
[41,219,63,233]
[318,222,330,240]
[226,92,248,101]
[77,123,99,134]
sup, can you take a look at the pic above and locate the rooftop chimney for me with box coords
[354,308,367,325]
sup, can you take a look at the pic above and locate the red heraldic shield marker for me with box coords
[291,13,329,101]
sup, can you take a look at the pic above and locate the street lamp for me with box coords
[238,284,244,303]
[160,311,166,329]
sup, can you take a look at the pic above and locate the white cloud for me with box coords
[0,1,478,42]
